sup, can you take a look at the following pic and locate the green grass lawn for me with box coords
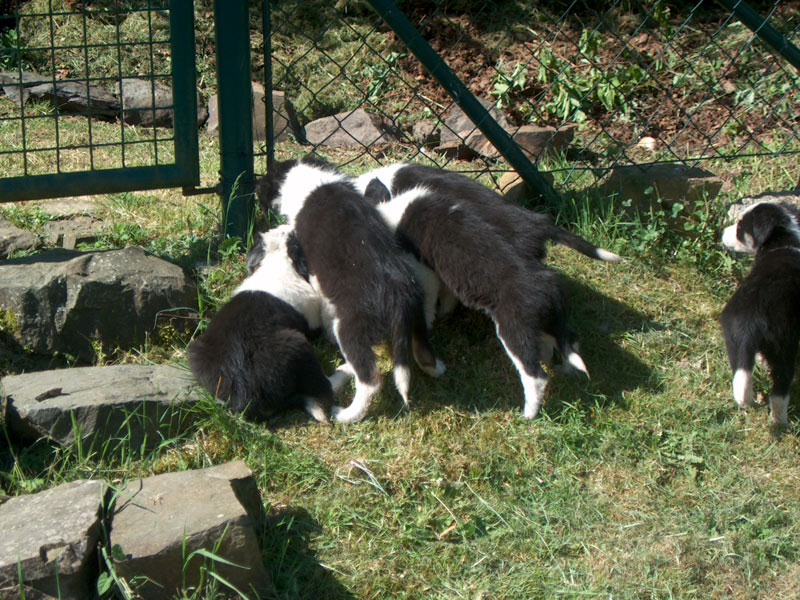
[2,128,800,599]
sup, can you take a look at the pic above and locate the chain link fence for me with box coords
[260,0,800,195]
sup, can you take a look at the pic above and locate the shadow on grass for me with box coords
[261,506,356,600]
[373,273,661,421]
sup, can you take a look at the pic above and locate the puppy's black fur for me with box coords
[719,202,800,425]
[188,290,333,422]
[358,163,620,263]
[256,157,442,422]
[368,183,588,419]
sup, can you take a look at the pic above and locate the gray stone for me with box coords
[0,246,195,359]
[27,81,119,121]
[439,97,509,143]
[0,216,36,256]
[41,215,105,249]
[412,119,439,147]
[115,78,207,129]
[0,479,108,600]
[251,84,302,143]
[465,124,575,160]
[207,85,301,143]
[600,164,723,211]
[305,108,397,147]
[0,71,50,105]
[110,461,269,600]
[2,364,199,449]
[496,170,554,205]
[727,192,800,222]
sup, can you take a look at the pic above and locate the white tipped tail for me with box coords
[567,351,590,378]
[596,248,622,262]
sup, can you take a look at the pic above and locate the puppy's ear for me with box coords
[749,208,776,246]
[245,240,266,275]
[364,178,391,204]
[286,231,311,282]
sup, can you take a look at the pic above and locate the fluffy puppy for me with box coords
[369,182,589,419]
[355,163,621,264]
[719,201,800,425]
[255,157,444,422]
[187,290,332,423]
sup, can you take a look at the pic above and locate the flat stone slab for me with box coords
[2,364,199,449]
[0,479,108,600]
[41,215,105,249]
[110,461,269,599]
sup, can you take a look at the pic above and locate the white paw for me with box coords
[331,405,366,423]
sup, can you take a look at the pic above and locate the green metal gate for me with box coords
[0,0,199,203]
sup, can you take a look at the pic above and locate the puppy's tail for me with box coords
[557,334,590,379]
[549,226,622,262]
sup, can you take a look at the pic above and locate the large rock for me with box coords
[305,107,397,147]
[206,84,301,143]
[466,124,575,160]
[109,461,269,599]
[115,78,207,128]
[0,479,108,600]
[0,216,36,256]
[2,364,199,449]
[26,81,119,121]
[439,97,509,143]
[600,164,723,212]
[0,247,195,360]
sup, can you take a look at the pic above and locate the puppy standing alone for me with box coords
[719,201,800,425]
[256,157,444,423]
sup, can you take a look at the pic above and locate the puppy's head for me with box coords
[722,202,800,254]
[255,160,298,215]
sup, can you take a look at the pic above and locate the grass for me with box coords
[4,135,800,598]
[3,2,800,598]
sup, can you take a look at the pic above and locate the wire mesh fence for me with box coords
[259,0,800,193]
[0,0,198,202]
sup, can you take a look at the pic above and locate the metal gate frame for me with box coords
[0,0,199,203]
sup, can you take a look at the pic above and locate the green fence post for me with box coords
[214,0,254,239]
[366,0,559,204]
[718,0,800,73]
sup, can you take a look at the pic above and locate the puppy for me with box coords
[719,201,800,425]
[355,163,621,264]
[256,156,444,422]
[187,289,333,424]
[367,180,589,419]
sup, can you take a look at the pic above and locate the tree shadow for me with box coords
[260,506,357,600]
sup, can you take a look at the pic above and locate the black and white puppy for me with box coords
[366,180,589,419]
[719,201,800,426]
[355,163,622,264]
[256,157,444,422]
[187,290,332,423]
